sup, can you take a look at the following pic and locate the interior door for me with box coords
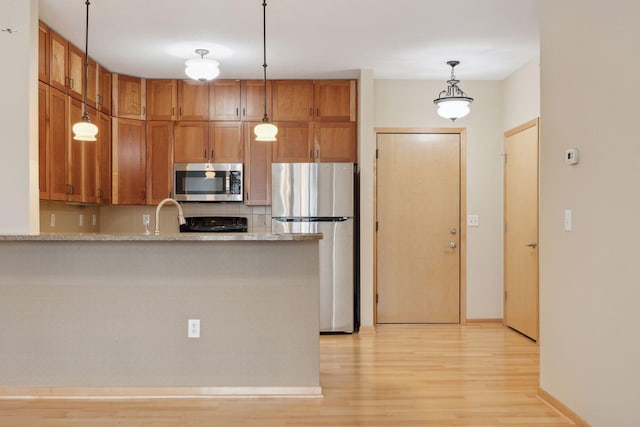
[504,119,539,340]
[376,133,460,323]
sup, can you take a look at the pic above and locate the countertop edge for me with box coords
[0,233,323,242]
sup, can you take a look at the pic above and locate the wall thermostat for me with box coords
[565,148,579,165]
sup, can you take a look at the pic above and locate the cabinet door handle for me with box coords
[309,107,313,117]
[179,107,182,117]
[142,106,146,117]
[316,108,320,117]
[242,107,246,117]
[69,78,74,90]
[315,148,320,160]
[204,149,207,160]
[211,149,214,159]
[236,107,239,117]
[172,107,175,116]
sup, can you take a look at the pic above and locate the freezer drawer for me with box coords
[272,218,354,332]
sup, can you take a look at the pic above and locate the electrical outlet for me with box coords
[49,213,56,227]
[142,214,150,225]
[79,214,84,227]
[467,214,480,227]
[188,319,200,338]
[92,214,97,226]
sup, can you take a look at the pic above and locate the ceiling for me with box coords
[38,0,539,81]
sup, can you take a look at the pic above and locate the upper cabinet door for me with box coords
[86,57,98,108]
[174,121,210,163]
[112,73,146,120]
[38,22,50,83]
[210,122,243,162]
[314,122,357,163]
[178,80,209,120]
[97,65,112,115]
[67,43,85,102]
[314,80,356,122]
[272,122,313,163]
[241,80,271,122]
[209,80,241,121]
[147,79,177,121]
[272,80,314,121]
[49,30,68,93]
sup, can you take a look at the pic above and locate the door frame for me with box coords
[373,128,467,325]
[503,118,540,339]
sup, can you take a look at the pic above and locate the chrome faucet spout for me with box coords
[154,198,186,235]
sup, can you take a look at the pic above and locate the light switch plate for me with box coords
[188,319,200,338]
[564,209,572,231]
[467,214,480,227]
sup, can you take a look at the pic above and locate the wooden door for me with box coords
[210,122,243,162]
[243,122,272,205]
[67,44,84,102]
[38,82,50,199]
[146,80,177,121]
[376,133,461,323]
[86,58,97,108]
[112,118,146,205]
[272,80,314,121]
[97,65,112,115]
[112,74,146,120]
[38,22,49,83]
[272,122,313,162]
[241,80,271,121]
[504,119,539,341]
[209,80,241,121]
[314,122,356,162]
[96,112,111,204]
[49,30,68,93]
[178,80,209,120]
[146,121,174,204]
[48,88,69,201]
[314,80,356,121]
[174,122,209,162]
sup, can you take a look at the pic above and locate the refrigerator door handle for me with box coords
[273,217,350,223]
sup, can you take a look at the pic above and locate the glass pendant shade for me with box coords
[254,122,278,141]
[435,98,472,121]
[185,57,220,82]
[72,118,98,141]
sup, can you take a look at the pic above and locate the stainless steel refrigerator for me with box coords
[272,162,355,333]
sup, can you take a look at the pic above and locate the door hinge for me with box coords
[504,223,507,232]
[376,293,379,304]
[376,221,379,232]
[376,148,379,159]
[500,152,507,163]
[504,291,508,301]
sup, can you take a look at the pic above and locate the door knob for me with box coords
[449,241,457,248]
[449,227,457,234]
[526,242,537,248]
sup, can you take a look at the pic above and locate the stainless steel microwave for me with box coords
[174,163,243,202]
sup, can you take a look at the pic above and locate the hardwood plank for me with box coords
[0,325,573,426]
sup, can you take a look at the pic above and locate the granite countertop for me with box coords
[0,233,323,242]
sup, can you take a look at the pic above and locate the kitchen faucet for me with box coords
[155,198,186,235]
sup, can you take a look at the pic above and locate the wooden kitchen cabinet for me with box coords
[38,82,50,199]
[112,73,146,120]
[48,87,69,201]
[49,29,68,94]
[210,122,243,162]
[178,80,208,120]
[86,57,98,108]
[314,122,357,163]
[241,80,271,121]
[38,22,50,83]
[314,80,356,121]
[67,43,85,103]
[272,80,314,122]
[272,122,313,163]
[147,79,177,121]
[243,122,272,205]
[146,121,174,204]
[173,122,209,163]
[112,118,146,205]
[96,112,112,204]
[97,65,112,115]
[209,80,241,121]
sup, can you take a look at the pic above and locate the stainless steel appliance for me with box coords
[174,163,243,202]
[272,162,355,333]
[180,216,248,233]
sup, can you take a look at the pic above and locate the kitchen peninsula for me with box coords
[0,233,322,398]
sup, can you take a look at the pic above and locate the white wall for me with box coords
[540,1,640,425]
[358,79,504,322]
[503,56,540,131]
[0,0,39,234]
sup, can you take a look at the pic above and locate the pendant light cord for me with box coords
[261,0,268,122]
[82,0,90,120]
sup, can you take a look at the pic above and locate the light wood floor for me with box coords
[0,324,572,426]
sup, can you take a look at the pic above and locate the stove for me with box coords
[179,216,248,233]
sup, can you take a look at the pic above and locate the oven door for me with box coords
[174,163,243,202]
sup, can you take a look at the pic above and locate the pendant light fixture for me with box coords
[185,49,220,82]
[72,0,98,141]
[254,0,278,142]
[433,60,474,122]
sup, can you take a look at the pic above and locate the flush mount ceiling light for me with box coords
[185,49,220,82]
[72,0,98,141]
[254,0,278,142]
[433,60,474,122]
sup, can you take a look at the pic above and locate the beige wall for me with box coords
[503,56,540,131]
[0,0,39,234]
[540,1,640,425]
[362,79,505,321]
